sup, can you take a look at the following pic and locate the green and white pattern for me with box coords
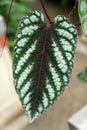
[13,11,77,123]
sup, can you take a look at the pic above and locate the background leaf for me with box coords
[0,0,29,38]
[13,11,77,122]
[78,0,87,39]
[77,67,87,83]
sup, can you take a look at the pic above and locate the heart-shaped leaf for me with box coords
[13,11,77,123]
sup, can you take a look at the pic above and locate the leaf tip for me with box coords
[27,111,39,123]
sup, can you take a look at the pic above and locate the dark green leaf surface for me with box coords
[77,67,87,83]
[13,11,77,122]
[78,0,87,39]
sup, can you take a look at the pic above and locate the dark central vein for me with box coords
[37,26,49,87]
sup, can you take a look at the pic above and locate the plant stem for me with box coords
[6,0,14,32]
[75,23,81,27]
[68,0,78,18]
[4,0,14,46]
[39,0,53,24]
[0,0,14,56]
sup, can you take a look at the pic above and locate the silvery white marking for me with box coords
[29,25,38,31]
[20,23,23,27]
[71,39,75,44]
[63,75,68,82]
[59,38,73,51]
[40,13,44,22]
[23,92,31,105]
[60,38,70,46]
[17,34,22,38]
[38,104,43,113]
[52,40,68,73]
[15,40,37,74]
[63,44,72,51]
[20,81,31,98]
[69,27,75,33]
[60,21,70,28]
[42,93,49,108]
[57,92,61,95]
[17,64,33,88]
[22,25,38,36]
[46,78,55,100]
[55,16,63,23]
[58,63,68,73]
[48,61,61,91]
[66,52,72,61]
[25,104,31,112]
[35,11,40,17]
[24,19,30,24]
[17,38,29,47]
[27,111,31,122]
[56,29,73,40]
[16,48,21,54]
[30,15,39,22]
[22,26,33,35]
[52,40,64,62]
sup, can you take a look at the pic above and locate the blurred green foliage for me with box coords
[61,0,70,5]
[77,67,87,83]
[46,0,75,6]
[0,0,30,39]
[78,0,87,39]
[62,0,75,5]
[77,0,87,83]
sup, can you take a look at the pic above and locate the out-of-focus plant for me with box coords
[77,0,87,83]
[77,67,87,83]
[0,0,30,38]
[61,0,75,5]
[46,0,75,6]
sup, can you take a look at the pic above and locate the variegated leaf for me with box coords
[13,11,77,123]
